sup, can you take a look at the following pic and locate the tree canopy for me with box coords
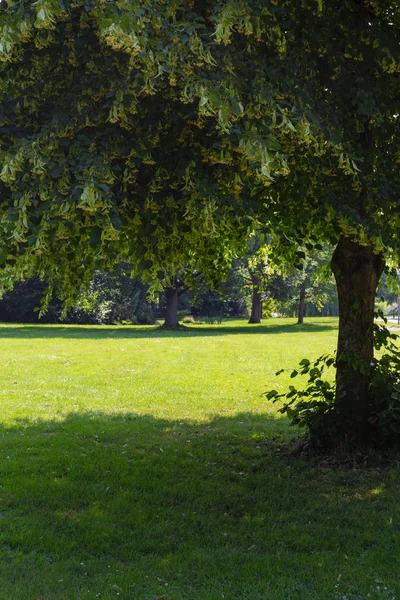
[1,1,398,270]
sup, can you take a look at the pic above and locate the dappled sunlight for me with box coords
[367,487,385,497]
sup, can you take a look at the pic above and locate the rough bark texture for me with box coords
[248,276,262,324]
[331,236,385,437]
[163,286,179,328]
[297,284,306,325]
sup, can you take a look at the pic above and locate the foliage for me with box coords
[273,246,338,318]
[266,315,400,447]
[66,280,114,324]
[265,353,337,446]
[189,287,227,318]
[375,271,399,316]
[262,297,277,318]
[237,235,274,292]
[0,0,260,304]
[0,276,61,323]
[231,233,276,321]
[185,270,249,318]
[219,268,251,317]
[369,317,400,445]
[0,268,156,324]
[66,269,156,324]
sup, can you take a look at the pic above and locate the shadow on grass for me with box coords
[0,410,398,599]
[0,319,338,340]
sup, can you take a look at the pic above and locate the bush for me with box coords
[83,272,156,325]
[0,277,61,323]
[368,319,400,445]
[265,314,400,448]
[0,269,156,325]
[265,353,337,446]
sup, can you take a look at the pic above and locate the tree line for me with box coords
[0,246,340,326]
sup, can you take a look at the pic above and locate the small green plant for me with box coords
[265,312,400,447]
[368,316,400,444]
[265,353,337,444]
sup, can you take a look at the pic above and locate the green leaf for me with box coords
[89,226,102,248]
[110,213,121,231]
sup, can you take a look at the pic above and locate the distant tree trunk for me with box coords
[297,284,306,324]
[248,276,262,323]
[331,236,385,439]
[163,286,179,328]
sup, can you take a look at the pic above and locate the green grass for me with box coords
[0,318,398,600]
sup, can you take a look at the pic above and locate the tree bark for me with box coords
[248,276,262,323]
[163,286,179,328]
[297,284,306,324]
[331,236,385,438]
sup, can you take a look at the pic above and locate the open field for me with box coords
[0,318,399,600]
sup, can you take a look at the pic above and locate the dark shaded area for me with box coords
[332,237,385,437]
[0,273,156,325]
[0,410,398,599]
[0,319,338,340]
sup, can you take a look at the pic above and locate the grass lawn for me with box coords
[0,317,398,600]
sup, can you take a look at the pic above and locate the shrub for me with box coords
[0,269,156,325]
[265,313,400,448]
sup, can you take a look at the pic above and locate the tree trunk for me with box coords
[297,284,306,324]
[163,286,179,328]
[248,277,262,323]
[331,236,385,438]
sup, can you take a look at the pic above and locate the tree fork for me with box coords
[331,236,385,438]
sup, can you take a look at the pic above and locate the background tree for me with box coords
[233,234,274,324]
[156,269,195,329]
[290,247,337,325]
[186,270,248,319]
[0,268,156,324]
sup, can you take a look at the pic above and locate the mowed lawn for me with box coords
[0,318,398,600]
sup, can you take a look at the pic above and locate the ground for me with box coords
[0,319,398,600]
